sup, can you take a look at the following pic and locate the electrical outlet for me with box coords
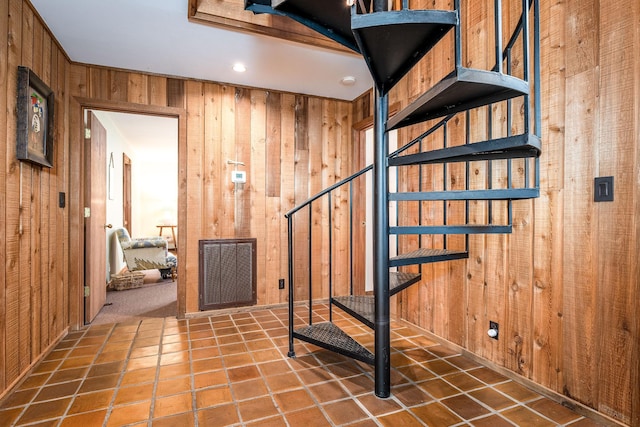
[278,279,285,290]
[488,321,499,340]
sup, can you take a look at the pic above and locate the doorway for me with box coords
[84,109,179,324]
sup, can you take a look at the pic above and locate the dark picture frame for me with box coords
[16,66,55,168]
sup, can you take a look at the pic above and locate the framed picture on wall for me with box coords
[16,66,55,168]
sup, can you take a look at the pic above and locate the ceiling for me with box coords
[30,0,374,101]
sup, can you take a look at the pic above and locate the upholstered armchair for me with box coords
[114,228,177,280]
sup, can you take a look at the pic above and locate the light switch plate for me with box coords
[594,176,614,202]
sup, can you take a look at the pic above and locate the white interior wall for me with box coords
[93,111,178,277]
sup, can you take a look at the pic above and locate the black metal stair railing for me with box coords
[284,165,374,361]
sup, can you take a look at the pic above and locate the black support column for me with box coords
[373,88,391,398]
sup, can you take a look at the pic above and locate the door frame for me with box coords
[69,97,186,330]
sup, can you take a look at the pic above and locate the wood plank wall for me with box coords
[0,0,71,398]
[350,0,639,424]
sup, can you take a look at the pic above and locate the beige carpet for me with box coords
[91,270,177,325]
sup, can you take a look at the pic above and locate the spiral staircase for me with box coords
[246,0,541,398]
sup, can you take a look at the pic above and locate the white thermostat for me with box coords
[231,170,246,184]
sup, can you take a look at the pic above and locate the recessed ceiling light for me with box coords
[233,63,246,73]
[340,76,356,86]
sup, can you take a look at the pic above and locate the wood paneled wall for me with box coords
[0,0,71,398]
[352,0,640,424]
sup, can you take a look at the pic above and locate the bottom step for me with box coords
[293,323,374,365]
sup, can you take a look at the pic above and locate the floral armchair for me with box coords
[114,228,177,280]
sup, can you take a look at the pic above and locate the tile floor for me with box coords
[0,305,604,426]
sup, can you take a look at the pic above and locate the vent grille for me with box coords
[199,239,256,310]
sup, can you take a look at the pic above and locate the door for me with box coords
[365,128,398,292]
[84,112,108,323]
[123,153,132,234]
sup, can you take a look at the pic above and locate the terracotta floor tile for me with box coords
[495,381,543,403]
[442,394,491,419]
[0,407,25,425]
[237,395,279,422]
[87,361,124,377]
[126,355,159,371]
[378,409,423,426]
[264,372,303,393]
[156,376,192,397]
[411,402,463,426]
[231,378,269,401]
[67,390,114,415]
[468,367,509,385]
[68,346,102,359]
[340,374,375,396]
[59,356,95,370]
[424,359,459,376]
[0,307,597,427]
[18,373,51,390]
[133,337,162,348]
[357,393,402,416]
[159,351,189,366]
[447,355,482,371]
[198,402,240,425]
[284,407,331,427]
[120,367,156,386]
[567,418,604,426]
[501,405,556,427]
[419,378,461,399]
[245,414,288,426]
[444,371,485,391]
[273,388,315,413]
[192,357,223,373]
[528,397,583,424]
[252,348,284,363]
[396,364,436,382]
[16,398,72,425]
[191,346,219,360]
[78,374,119,393]
[470,414,515,427]
[228,365,261,382]
[195,386,233,409]
[296,367,334,386]
[58,409,108,427]
[223,353,255,368]
[113,383,155,405]
[469,387,517,411]
[129,345,160,359]
[193,370,228,390]
[153,392,192,418]
[106,400,151,427]
[258,360,292,377]
[0,388,38,408]
[393,383,433,407]
[308,380,350,403]
[34,381,82,402]
[158,362,191,379]
[323,399,369,425]
[152,411,195,427]
[161,342,189,354]
[43,367,87,387]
